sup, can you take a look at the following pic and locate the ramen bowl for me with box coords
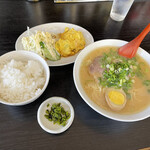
[73,39,150,122]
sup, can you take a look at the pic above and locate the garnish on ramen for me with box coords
[80,46,150,114]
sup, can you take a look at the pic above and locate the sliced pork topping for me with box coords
[88,56,104,77]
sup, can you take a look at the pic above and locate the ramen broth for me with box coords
[80,46,150,114]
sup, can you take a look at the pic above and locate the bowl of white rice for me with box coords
[0,50,50,106]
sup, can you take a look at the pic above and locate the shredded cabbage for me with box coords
[22,28,60,61]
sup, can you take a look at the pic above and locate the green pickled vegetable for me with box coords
[40,41,60,61]
[44,103,70,126]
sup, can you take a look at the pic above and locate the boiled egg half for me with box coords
[105,88,126,111]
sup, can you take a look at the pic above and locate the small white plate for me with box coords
[15,22,94,66]
[37,97,74,134]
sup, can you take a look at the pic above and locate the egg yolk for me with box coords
[108,91,125,105]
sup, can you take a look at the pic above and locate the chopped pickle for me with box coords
[44,103,70,126]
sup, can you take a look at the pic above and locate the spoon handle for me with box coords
[135,23,150,44]
[130,23,150,57]
[118,23,150,58]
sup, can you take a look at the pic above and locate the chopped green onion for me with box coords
[143,80,150,86]
[98,50,143,95]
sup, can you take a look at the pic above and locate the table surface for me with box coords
[0,0,150,150]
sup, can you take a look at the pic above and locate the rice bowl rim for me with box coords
[0,50,50,106]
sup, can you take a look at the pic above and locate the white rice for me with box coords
[0,59,45,103]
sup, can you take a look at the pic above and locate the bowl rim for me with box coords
[0,50,50,106]
[73,39,150,122]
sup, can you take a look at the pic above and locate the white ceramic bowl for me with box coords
[37,97,74,134]
[0,50,50,106]
[73,39,150,122]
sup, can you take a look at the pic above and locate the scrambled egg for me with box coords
[55,27,86,57]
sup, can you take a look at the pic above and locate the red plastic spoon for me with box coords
[118,23,150,58]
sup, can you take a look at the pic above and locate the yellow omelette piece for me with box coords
[55,27,86,57]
